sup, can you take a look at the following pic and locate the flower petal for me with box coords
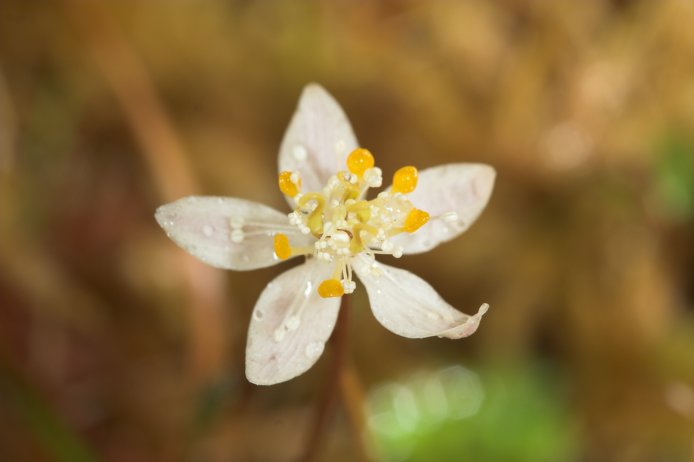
[246,259,340,385]
[155,196,313,270]
[278,84,358,195]
[390,163,496,254]
[353,256,488,339]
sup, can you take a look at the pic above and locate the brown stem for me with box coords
[299,296,350,462]
[339,360,371,462]
[299,296,372,462]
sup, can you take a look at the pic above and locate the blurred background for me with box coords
[1,1,693,461]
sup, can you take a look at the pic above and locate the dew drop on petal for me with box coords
[303,280,313,298]
[305,341,324,359]
[253,310,265,321]
[286,315,300,331]
[202,225,214,237]
[293,144,308,161]
[273,328,286,342]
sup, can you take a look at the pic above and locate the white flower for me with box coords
[155,84,496,385]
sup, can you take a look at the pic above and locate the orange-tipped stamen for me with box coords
[273,233,292,260]
[392,166,418,194]
[278,171,301,197]
[346,148,375,177]
[317,278,345,298]
[403,208,430,233]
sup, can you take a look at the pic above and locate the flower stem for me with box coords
[299,295,371,462]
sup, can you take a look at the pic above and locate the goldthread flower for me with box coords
[155,84,496,385]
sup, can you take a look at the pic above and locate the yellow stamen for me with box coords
[273,233,292,260]
[278,171,301,197]
[347,200,371,222]
[392,166,418,194]
[346,148,375,176]
[298,192,326,236]
[403,208,430,233]
[350,223,377,254]
[318,278,345,298]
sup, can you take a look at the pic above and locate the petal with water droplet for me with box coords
[390,164,495,254]
[278,84,358,199]
[353,256,488,339]
[155,196,314,270]
[246,259,340,385]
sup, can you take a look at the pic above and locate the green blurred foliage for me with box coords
[368,364,577,462]
[655,134,694,220]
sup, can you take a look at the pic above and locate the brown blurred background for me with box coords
[1,1,693,461]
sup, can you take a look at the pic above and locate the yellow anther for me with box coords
[392,166,418,194]
[278,171,301,197]
[318,279,345,298]
[403,208,430,233]
[273,233,292,260]
[346,148,375,176]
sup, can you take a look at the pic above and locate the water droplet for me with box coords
[202,225,214,237]
[305,341,324,359]
[253,310,265,321]
[273,328,286,342]
[285,315,300,331]
[293,144,308,161]
[303,280,313,298]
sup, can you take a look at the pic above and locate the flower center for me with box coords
[273,148,430,298]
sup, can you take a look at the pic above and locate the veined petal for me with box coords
[278,84,358,196]
[390,163,495,254]
[353,256,488,339]
[246,259,340,385]
[155,196,313,270]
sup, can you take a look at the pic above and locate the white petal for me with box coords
[278,84,358,195]
[155,196,313,270]
[246,259,340,385]
[353,256,488,339]
[391,163,496,254]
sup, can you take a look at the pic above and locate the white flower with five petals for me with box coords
[155,84,495,385]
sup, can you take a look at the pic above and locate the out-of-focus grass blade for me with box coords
[0,355,99,462]
[655,134,694,221]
